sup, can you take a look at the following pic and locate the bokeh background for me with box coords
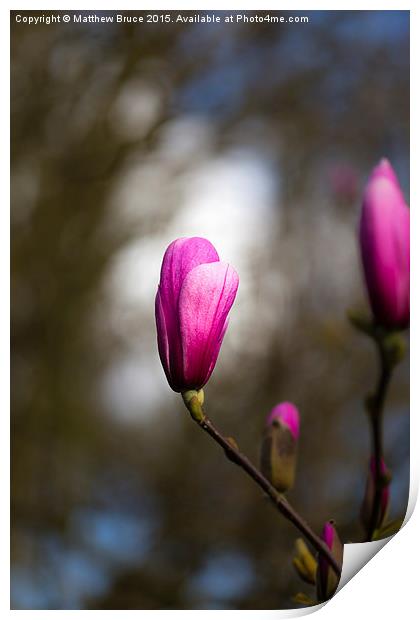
[11,9,409,610]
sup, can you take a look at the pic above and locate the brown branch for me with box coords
[185,398,341,578]
[365,340,392,541]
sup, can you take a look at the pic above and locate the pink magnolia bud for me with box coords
[328,162,359,204]
[316,521,343,602]
[155,237,239,393]
[260,402,300,493]
[361,457,391,535]
[359,159,410,329]
[267,402,300,440]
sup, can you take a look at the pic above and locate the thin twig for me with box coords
[188,408,341,577]
[365,340,392,541]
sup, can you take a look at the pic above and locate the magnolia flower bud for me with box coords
[328,162,359,204]
[361,457,391,535]
[316,521,343,602]
[155,237,239,393]
[359,159,410,329]
[293,538,317,585]
[260,402,300,493]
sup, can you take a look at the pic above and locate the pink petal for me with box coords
[360,173,410,327]
[201,318,229,387]
[370,158,400,187]
[159,237,220,314]
[322,521,335,550]
[157,237,220,391]
[155,287,171,383]
[178,261,239,389]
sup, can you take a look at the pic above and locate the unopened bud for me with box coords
[359,159,409,330]
[361,457,391,534]
[316,521,343,602]
[260,402,300,493]
[293,538,317,585]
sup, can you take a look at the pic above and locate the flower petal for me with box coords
[360,175,410,327]
[370,158,400,187]
[178,261,239,389]
[157,237,221,391]
[155,286,171,383]
[159,237,220,313]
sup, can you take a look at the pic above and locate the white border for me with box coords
[4,1,418,618]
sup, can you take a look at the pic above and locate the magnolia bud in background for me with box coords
[359,158,410,329]
[260,402,300,493]
[155,237,239,393]
[328,162,359,204]
[361,457,391,535]
[316,521,343,602]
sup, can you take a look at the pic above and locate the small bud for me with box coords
[361,457,391,535]
[293,538,317,585]
[316,521,343,602]
[181,389,205,422]
[226,436,239,451]
[260,402,300,493]
[224,436,241,464]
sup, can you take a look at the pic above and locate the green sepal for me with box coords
[348,309,407,364]
[382,332,407,367]
[181,390,205,422]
